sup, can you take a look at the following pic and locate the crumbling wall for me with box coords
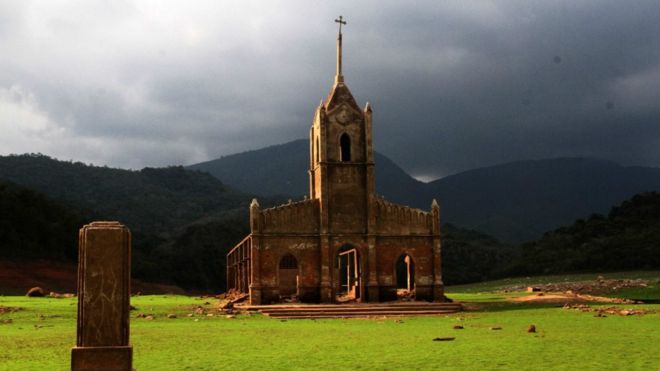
[373,198,433,235]
[260,199,319,234]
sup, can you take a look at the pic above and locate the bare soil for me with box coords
[0,259,185,295]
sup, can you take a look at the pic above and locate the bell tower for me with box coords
[309,16,376,234]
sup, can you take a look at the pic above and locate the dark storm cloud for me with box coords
[1,1,660,178]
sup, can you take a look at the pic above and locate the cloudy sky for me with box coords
[1,1,660,180]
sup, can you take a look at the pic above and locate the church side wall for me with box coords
[256,236,321,304]
[375,236,436,302]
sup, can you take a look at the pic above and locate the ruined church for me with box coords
[227,18,444,304]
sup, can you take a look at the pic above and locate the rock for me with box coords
[136,313,146,318]
[186,313,194,317]
[206,313,214,317]
[432,337,455,341]
[226,315,236,319]
[527,325,536,333]
[26,287,45,297]
[145,315,154,320]
[167,314,176,319]
[193,318,199,322]
[490,326,502,330]
[527,287,541,292]
[453,325,464,330]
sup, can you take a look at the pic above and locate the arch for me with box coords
[340,133,351,162]
[335,244,361,302]
[395,253,415,296]
[278,253,298,297]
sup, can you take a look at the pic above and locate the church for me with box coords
[226,17,444,304]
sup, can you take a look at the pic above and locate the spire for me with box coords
[334,15,346,84]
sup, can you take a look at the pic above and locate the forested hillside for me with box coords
[0,180,86,261]
[507,192,660,275]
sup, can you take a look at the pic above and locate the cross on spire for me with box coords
[334,16,347,83]
[335,15,346,34]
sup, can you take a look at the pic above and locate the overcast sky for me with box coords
[1,1,660,180]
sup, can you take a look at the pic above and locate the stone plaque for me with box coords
[71,221,133,371]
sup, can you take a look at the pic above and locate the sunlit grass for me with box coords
[1,272,659,370]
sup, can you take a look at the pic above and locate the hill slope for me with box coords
[0,154,250,234]
[423,158,660,242]
[0,180,85,261]
[187,139,425,205]
[188,141,660,242]
[507,192,660,275]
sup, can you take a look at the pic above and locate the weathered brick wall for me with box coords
[374,236,435,301]
[257,236,321,303]
[260,199,319,234]
[373,198,433,235]
[328,165,367,233]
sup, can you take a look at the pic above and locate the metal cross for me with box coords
[335,15,347,33]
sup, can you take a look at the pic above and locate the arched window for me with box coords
[340,133,351,162]
[279,254,298,269]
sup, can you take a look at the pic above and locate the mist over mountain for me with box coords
[188,140,660,242]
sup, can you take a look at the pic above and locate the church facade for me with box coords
[226,20,444,304]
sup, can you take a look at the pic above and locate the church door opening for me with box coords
[279,254,298,298]
[395,254,415,298]
[336,246,360,302]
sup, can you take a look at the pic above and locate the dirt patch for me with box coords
[0,306,23,314]
[563,304,655,316]
[0,259,185,295]
[501,278,654,296]
[512,292,635,304]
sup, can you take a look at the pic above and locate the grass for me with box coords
[1,272,659,370]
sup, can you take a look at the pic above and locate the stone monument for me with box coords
[71,221,133,371]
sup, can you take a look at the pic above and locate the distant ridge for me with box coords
[187,139,425,205]
[188,141,660,243]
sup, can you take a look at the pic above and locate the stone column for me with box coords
[319,235,332,303]
[71,221,133,371]
[366,236,379,302]
[249,199,262,305]
[431,200,445,301]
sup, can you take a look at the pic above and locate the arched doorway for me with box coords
[279,253,298,297]
[335,245,360,302]
[395,254,415,299]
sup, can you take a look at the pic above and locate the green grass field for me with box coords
[1,272,659,370]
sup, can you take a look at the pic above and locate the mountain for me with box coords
[0,154,251,234]
[423,158,660,242]
[0,154,260,292]
[506,192,660,275]
[188,140,660,243]
[0,180,86,261]
[187,139,425,205]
